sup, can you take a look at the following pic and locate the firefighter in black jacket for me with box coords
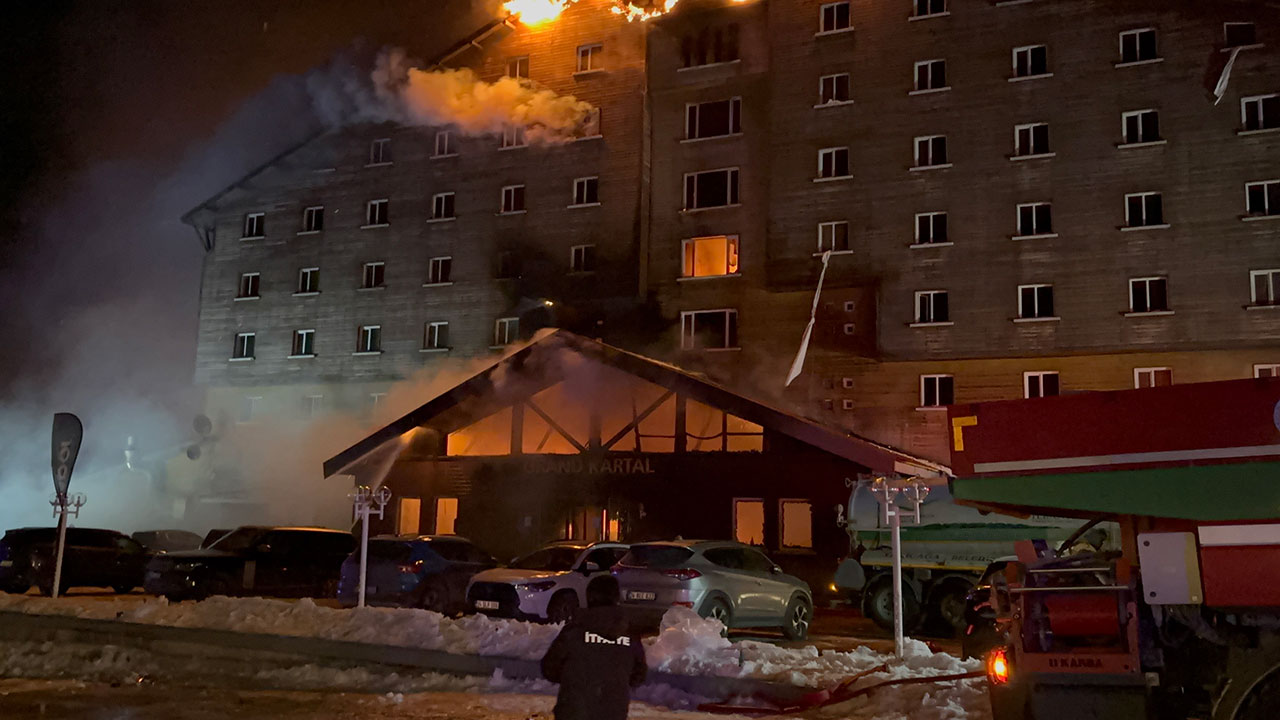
[541,575,647,720]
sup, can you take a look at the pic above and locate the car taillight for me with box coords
[660,568,702,581]
[397,560,423,574]
[987,646,1012,686]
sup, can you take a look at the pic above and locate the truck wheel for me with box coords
[863,577,922,632]
[930,578,975,636]
[1216,648,1280,720]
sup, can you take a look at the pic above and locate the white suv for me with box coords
[465,541,629,622]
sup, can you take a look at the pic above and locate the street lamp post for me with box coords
[48,493,86,600]
[350,485,391,609]
[866,475,930,658]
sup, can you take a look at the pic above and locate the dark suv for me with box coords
[0,527,149,595]
[144,526,356,600]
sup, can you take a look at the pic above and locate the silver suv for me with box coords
[613,540,813,640]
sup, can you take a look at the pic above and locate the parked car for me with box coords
[143,526,356,601]
[961,558,1012,660]
[133,529,204,554]
[613,540,813,640]
[0,527,149,595]
[337,535,497,612]
[466,541,629,622]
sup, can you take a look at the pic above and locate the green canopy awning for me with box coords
[952,461,1280,521]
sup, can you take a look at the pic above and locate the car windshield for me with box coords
[209,527,261,553]
[619,545,694,569]
[512,547,581,571]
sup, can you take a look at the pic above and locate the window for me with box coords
[496,251,518,279]
[576,43,602,72]
[1018,284,1055,319]
[1242,95,1279,131]
[301,206,324,233]
[1024,371,1060,398]
[686,98,741,139]
[365,199,389,227]
[1254,364,1280,378]
[780,500,814,548]
[232,332,256,360]
[1012,45,1049,78]
[1119,28,1158,63]
[1122,109,1161,144]
[818,221,850,252]
[433,130,453,157]
[682,235,740,278]
[434,497,459,535]
[1014,123,1051,156]
[1224,22,1257,48]
[369,392,387,411]
[914,135,948,167]
[1125,192,1164,227]
[733,499,765,545]
[240,396,262,423]
[819,74,851,105]
[570,244,596,273]
[1251,269,1280,305]
[236,272,260,299]
[369,138,391,165]
[297,267,319,294]
[500,125,527,149]
[572,177,599,206]
[291,329,315,357]
[302,394,324,419]
[680,24,740,68]
[501,185,526,213]
[242,212,264,239]
[424,321,450,350]
[397,497,421,535]
[506,56,529,78]
[912,0,946,19]
[683,168,739,210]
[914,59,946,91]
[915,212,948,244]
[920,375,954,407]
[1134,367,1172,389]
[494,317,520,346]
[427,256,452,285]
[817,147,851,179]
[1129,276,1169,313]
[841,377,854,389]
[819,1,851,34]
[1247,181,1280,216]
[357,325,382,353]
[432,192,456,220]
[361,262,385,289]
[680,309,739,350]
[1016,202,1053,236]
[914,290,950,324]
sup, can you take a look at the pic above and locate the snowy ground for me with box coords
[0,593,990,719]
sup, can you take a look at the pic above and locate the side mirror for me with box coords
[581,561,601,575]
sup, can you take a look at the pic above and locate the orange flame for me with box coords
[610,0,680,21]
[504,0,573,26]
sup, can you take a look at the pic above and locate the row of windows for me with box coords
[239,177,601,239]
[229,317,520,361]
[909,272,1280,324]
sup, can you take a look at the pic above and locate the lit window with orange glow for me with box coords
[780,500,813,549]
[682,235,740,278]
[733,499,765,545]
[434,497,458,535]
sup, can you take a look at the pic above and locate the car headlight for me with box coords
[516,579,557,593]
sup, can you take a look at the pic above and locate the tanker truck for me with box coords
[949,377,1280,720]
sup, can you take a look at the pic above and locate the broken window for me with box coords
[680,24,740,68]
[682,235,739,277]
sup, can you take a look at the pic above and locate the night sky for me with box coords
[0,0,485,401]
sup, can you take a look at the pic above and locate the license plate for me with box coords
[476,600,500,610]
[628,591,656,601]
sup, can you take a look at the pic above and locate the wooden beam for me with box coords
[604,391,675,450]
[510,402,524,456]
[525,399,588,453]
[674,394,687,453]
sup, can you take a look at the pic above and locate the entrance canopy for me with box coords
[948,378,1280,521]
[324,330,947,480]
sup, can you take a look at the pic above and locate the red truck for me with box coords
[948,378,1280,720]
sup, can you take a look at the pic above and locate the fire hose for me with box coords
[696,663,985,716]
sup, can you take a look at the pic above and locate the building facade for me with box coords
[184,0,1280,475]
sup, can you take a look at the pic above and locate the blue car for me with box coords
[338,535,497,613]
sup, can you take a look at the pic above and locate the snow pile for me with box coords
[644,607,742,676]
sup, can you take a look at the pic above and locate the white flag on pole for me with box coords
[785,250,832,387]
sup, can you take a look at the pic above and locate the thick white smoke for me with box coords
[308,48,596,143]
